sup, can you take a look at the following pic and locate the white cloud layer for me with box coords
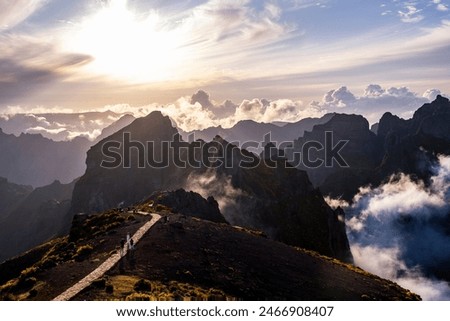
[311,84,448,124]
[345,155,450,300]
[1,85,448,139]
[96,90,325,132]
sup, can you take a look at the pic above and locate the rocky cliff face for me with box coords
[70,112,182,214]
[70,112,353,262]
[377,95,450,180]
[287,114,383,200]
[146,189,227,224]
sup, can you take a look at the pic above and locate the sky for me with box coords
[0,0,449,128]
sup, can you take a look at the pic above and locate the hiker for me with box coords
[129,238,135,251]
[126,233,131,250]
[120,239,125,257]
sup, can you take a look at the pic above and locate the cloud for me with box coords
[437,3,449,11]
[0,0,46,30]
[311,84,441,123]
[324,196,350,209]
[345,155,450,300]
[323,86,356,108]
[191,90,214,109]
[66,129,102,141]
[233,98,322,124]
[26,126,67,135]
[352,245,450,300]
[190,0,288,45]
[0,110,123,141]
[184,170,245,225]
[287,0,329,10]
[0,0,448,109]
[1,86,448,139]
[99,91,324,132]
[423,89,442,100]
[0,34,92,105]
[433,0,449,10]
[398,5,424,23]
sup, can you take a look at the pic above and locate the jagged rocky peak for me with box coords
[146,189,227,224]
[411,95,450,138]
[86,111,178,170]
[377,112,408,137]
[312,113,370,133]
[377,95,450,141]
[103,111,176,142]
[121,111,175,137]
[413,95,450,120]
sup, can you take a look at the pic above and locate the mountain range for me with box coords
[180,113,336,151]
[1,95,450,300]
[285,95,450,200]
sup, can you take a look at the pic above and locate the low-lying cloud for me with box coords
[184,170,245,225]
[0,112,122,141]
[310,84,447,124]
[1,85,448,140]
[343,155,450,300]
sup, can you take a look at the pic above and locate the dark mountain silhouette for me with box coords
[0,129,90,187]
[70,112,352,262]
[0,113,137,188]
[286,114,383,200]
[94,114,135,144]
[370,123,379,134]
[377,95,450,180]
[180,114,336,151]
[146,189,227,224]
[71,111,181,215]
[284,95,450,200]
[0,180,76,263]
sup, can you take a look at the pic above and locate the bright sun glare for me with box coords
[67,0,186,83]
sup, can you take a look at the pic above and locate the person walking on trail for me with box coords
[120,239,125,257]
[129,239,135,251]
[126,233,131,250]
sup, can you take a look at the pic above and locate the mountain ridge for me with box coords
[0,203,419,301]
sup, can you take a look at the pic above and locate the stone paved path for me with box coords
[53,213,161,301]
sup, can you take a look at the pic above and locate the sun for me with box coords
[65,0,187,83]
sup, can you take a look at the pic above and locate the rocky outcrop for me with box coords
[70,111,182,214]
[147,189,227,224]
[377,95,450,180]
[286,114,383,200]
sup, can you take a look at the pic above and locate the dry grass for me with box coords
[79,275,232,301]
